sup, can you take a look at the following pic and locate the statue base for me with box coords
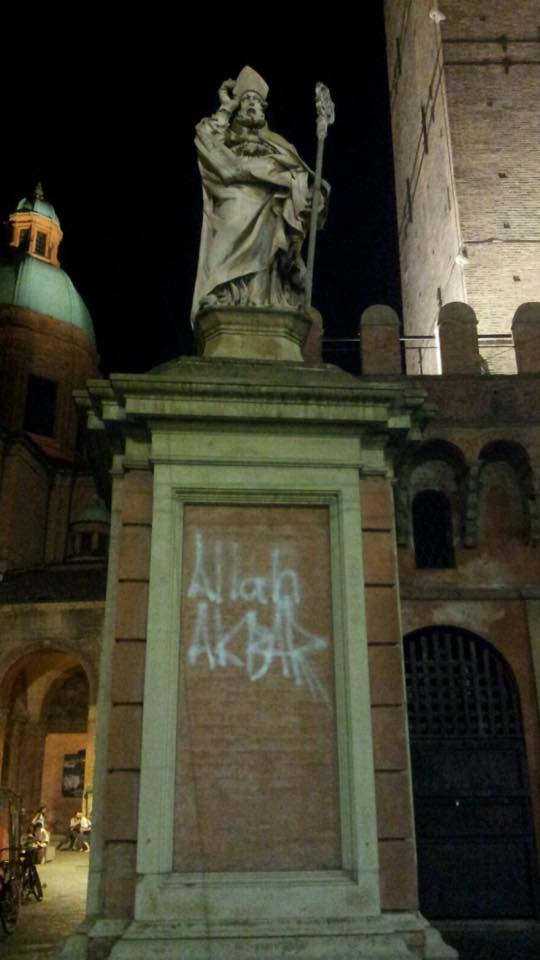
[194,306,311,362]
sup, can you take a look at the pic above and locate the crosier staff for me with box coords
[304,82,335,309]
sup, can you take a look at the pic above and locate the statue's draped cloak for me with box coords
[192,115,323,321]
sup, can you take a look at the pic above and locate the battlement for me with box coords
[356,301,540,377]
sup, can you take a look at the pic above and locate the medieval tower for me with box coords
[384,0,540,373]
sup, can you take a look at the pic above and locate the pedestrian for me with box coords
[57,813,80,851]
[30,805,49,863]
[31,804,46,830]
[74,811,91,852]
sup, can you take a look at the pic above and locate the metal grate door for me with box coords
[404,626,538,918]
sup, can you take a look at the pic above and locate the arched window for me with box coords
[478,440,533,544]
[394,439,466,549]
[412,489,455,568]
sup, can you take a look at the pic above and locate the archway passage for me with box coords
[404,626,538,918]
[0,651,92,834]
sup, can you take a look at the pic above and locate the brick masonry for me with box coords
[173,504,341,873]
[101,469,151,917]
[361,475,418,910]
[384,0,540,373]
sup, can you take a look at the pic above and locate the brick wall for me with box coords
[443,26,540,361]
[102,469,151,918]
[361,476,417,910]
[173,505,340,873]
[385,0,540,374]
[41,732,88,833]
[385,0,465,372]
[0,441,49,571]
[0,308,98,459]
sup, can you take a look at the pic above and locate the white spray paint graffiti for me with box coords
[186,531,329,701]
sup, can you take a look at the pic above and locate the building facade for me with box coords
[381,0,540,918]
[0,187,106,834]
[360,300,540,922]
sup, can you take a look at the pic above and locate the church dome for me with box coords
[0,255,95,343]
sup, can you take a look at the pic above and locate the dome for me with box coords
[16,195,60,225]
[0,256,95,343]
[76,496,110,525]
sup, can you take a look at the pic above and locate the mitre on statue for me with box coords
[233,65,269,102]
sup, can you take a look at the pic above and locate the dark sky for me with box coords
[1,9,400,375]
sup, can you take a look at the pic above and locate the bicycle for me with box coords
[19,842,44,902]
[0,848,21,935]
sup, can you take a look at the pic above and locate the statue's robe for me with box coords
[192,112,327,321]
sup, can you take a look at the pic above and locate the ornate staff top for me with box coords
[315,82,335,141]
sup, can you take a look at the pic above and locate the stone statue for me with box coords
[192,66,329,323]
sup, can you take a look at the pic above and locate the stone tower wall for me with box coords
[385,0,540,374]
[385,0,465,373]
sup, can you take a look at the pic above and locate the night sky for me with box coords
[1,10,400,375]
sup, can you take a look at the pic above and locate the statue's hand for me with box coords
[218,79,239,113]
[303,183,328,223]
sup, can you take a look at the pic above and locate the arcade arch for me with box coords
[0,649,95,833]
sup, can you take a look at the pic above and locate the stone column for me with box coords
[360,305,402,375]
[84,703,97,814]
[512,303,540,374]
[17,719,48,815]
[437,302,481,374]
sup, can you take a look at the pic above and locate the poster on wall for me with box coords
[62,750,86,797]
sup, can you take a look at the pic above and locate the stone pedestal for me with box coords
[70,312,451,960]
[194,306,311,361]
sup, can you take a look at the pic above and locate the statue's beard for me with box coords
[227,115,271,156]
[234,112,265,130]
[228,136,272,157]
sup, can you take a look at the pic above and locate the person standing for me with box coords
[57,813,80,851]
[31,804,46,830]
[74,812,91,852]
[30,805,49,863]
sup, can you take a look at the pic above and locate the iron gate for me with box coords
[404,625,538,918]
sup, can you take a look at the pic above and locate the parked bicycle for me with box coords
[18,835,44,902]
[0,838,45,936]
[0,848,21,935]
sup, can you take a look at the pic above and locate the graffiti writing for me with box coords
[186,531,329,701]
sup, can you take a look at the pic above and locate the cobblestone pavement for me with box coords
[0,849,88,959]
